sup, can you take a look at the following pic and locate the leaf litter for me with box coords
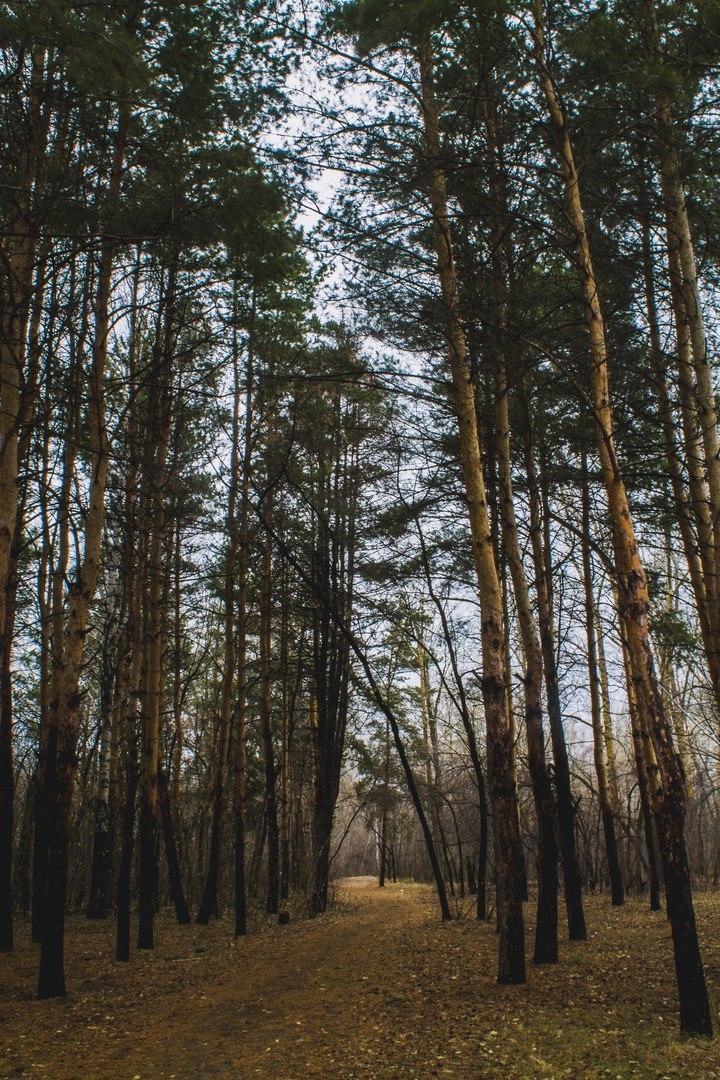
[1,878,720,1077]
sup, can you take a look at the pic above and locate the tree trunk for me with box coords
[36,101,127,996]
[158,767,190,923]
[595,608,620,810]
[417,32,525,984]
[485,94,559,957]
[234,307,253,938]
[533,1,711,1033]
[259,481,280,917]
[645,1,720,652]
[279,555,291,923]
[0,47,49,954]
[621,621,662,911]
[138,263,177,951]
[196,311,242,925]
[411,513,489,918]
[580,452,624,906]
[379,714,390,888]
[86,695,114,919]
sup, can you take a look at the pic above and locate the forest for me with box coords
[2,0,720,1076]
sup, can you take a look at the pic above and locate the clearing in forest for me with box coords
[2,878,720,1078]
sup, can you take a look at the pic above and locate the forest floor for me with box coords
[2,879,720,1078]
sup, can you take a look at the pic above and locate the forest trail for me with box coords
[4,880,720,1078]
[118,877,429,1079]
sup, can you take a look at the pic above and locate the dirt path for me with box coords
[2,878,438,1079]
[115,878,430,1078]
[4,880,720,1078]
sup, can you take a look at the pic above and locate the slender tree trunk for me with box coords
[517,405,587,940]
[279,556,291,923]
[197,314,242,924]
[639,193,720,710]
[621,620,662,912]
[533,2,711,1033]
[116,600,141,963]
[116,696,139,962]
[115,250,143,962]
[595,607,620,810]
[234,307,252,938]
[580,452,624,906]
[158,767,190,923]
[478,65,586,943]
[86,696,114,919]
[485,101,558,957]
[0,47,49,954]
[417,32,524,984]
[379,714,390,888]
[36,102,128,995]
[138,263,177,951]
[645,1,720,644]
[260,479,279,917]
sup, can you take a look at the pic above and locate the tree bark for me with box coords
[418,34,524,983]
[260,476,280,917]
[196,310,242,924]
[484,87,558,959]
[158,766,190,923]
[533,1,711,1033]
[138,262,177,951]
[36,100,128,995]
[234,304,253,938]
[580,452,624,906]
[0,46,49,954]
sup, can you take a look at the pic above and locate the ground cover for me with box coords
[2,879,720,1078]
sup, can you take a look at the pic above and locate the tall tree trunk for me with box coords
[379,714,390,888]
[621,615,662,912]
[639,191,720,711]
[115,250,143,962]
[417,34,524,983]
[137,263,177,951]
[580,452,624,906]
[36,101,128,996]
[279,555,291,922]
[116,685,139,963]
[196,312,242,925]
[0,47,49,954]
[234,306,253,938]
[158,767,190,923]
[644,1,720,656]
[485,88,558,958]
[260,479,280,917]
[86,693,114,919]
[517,389,587,941]
[308,395,358,918]
[533,1,711,1033]
[412,514,489,919]
[477,61,586,942]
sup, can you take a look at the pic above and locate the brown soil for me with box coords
[2,879,720,1078]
